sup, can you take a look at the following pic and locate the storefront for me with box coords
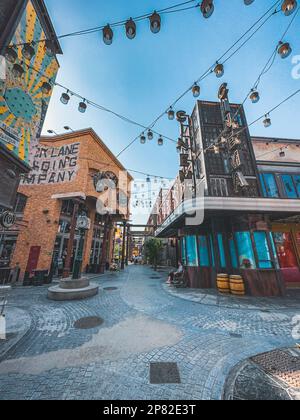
[10,129,132,281]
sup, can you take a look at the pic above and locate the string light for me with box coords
[277,41,292,58]
[22,43,35,60]
[125,18,137,39]
[200,0,214,18]
[5,47,17,63]
[117,1,282,157]
[60,91,71,105]
[282,0,298,15]
[78,99,87,113]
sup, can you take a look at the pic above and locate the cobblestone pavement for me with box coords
[0,265,299,400]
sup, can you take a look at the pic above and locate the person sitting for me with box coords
[167,262,184,285]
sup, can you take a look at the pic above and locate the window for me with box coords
[229,238,238,269]
[253,232,272,269]
[198,236,209,267]
[186,236,198,267]
[293,175,300,197]
[235,232,256,269]
[281,175,297,198]
[14,193,27,214]
[217,234,226,268]
[260,173,279,198]
[211,178,229,197]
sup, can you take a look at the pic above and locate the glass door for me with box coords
[272,232,300,284]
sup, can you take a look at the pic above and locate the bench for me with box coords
[172,272,188,288]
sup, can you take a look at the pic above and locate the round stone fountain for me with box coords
[47,277,99,301]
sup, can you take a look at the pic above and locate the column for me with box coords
[121,221,127,270]
[63,201,79,278]
[99,215,110,274]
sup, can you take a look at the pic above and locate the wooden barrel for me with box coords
[230,275,245,296]
[217,274,230,294]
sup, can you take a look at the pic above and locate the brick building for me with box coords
[5,128,132,280]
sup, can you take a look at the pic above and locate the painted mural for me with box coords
[0,0,59,165]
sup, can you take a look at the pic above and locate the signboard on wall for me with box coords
[21,143,80,186]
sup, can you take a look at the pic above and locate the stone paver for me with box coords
[0,266,299,400]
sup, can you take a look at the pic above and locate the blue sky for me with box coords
[43,0,300,185]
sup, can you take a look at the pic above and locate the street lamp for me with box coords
[47,129,58,135]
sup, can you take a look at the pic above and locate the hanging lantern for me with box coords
[140,134,146,144]
[41,81,52,95]
[22,43,35,61]
[200,0,214,18]
[192,83,200,98]
[103,25,113,45]
[147,130,154,140]
[263,115,272,128]
[60,91,70,105]
[282,0,297,16]
[250,90,260,103]
[12,63,24,78]
[4,47,17,64]
[158,136,164,146]
[146,176,151,183]
[167,107,175,120]
[278,41,292,59]
[149,11,161,34]
[44,40,55,57]
[244,0,255,4]
[78,100,87,113]
[125,18,136,39]
[214,63,224,78]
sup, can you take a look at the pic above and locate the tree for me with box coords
[144,238,163,271]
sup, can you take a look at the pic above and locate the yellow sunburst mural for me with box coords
[0,0,59,165]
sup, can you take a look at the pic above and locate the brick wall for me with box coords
[12,129,132,277]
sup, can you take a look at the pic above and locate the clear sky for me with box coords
[43,0,300,223]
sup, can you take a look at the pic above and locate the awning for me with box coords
[155,197,300,237]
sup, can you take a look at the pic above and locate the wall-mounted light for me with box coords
[279,148,286,157]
